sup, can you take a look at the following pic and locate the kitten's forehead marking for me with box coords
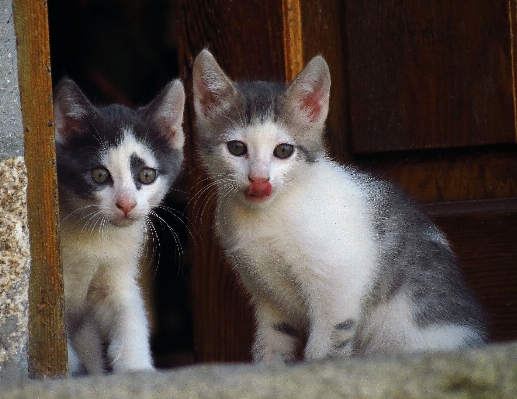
[226,121,292,147]
[102,128,157,186]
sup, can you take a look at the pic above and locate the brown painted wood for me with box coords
[346,1,514,341]
[13,0,67,378]
[177,0,287,363]
[345,0,516,153]
[429,207,517,342]
[300,0,352,163]
[356,146,517,203]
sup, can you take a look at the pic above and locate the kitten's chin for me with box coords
[241,191,275,207]
[109,216,139,228]
[244,192,272,203]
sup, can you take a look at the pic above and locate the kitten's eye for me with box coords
[273,143,294,159]
[91,167,110,184]
[138,168,157,184]
[227,141,247,156]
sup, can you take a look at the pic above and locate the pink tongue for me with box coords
[247,180,272,197]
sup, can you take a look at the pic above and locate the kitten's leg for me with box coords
[106,287,153,372]
[304,289,361,360]
[252,299,299,363]
[67,342,83,376]
[90,270,153,373]
[69,320,105,375]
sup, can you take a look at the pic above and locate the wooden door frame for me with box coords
[13,0,67,378]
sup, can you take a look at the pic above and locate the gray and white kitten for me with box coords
[54,78,185,374]
[192,50,487,362]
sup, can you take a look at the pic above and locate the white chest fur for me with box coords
[61,219,145,314]
[216,160,378,322]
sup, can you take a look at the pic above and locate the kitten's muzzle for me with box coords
[116,198,137,215]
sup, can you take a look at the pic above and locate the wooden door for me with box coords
[177,0,517,362]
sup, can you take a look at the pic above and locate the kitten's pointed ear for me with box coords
[53,78,96,145]
[284,56,330,128]
[144,79,185,150]
[192,49,237,121]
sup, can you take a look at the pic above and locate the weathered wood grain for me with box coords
[345,0,515,153]
[357,147,517,203]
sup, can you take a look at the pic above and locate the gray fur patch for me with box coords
[362,175,487,337]
[335,319,355,331]
[237,81,286,124]
[297,145,318,163]
[334,339,350,349]
[274,322,298,338]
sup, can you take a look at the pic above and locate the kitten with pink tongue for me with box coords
[193,49,486,363]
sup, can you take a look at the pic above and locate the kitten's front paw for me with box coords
[109,342,154,373]
[252,323,298,364]
[112,360,154,374]
[254,348,296,364]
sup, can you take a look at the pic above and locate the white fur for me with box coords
[62,218,152,374]
[360,293,480,353]
[211,121,379,361]
[208,121,482,361]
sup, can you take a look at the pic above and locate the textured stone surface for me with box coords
[1,341,517,398]
[0,1,23,161]
[0,156,30,387]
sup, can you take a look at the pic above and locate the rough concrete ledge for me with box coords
[2,341,516,398]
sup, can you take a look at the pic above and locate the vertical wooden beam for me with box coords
[12,0,67,378]
[282,0,304,81]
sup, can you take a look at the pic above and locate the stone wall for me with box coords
[0,0,30,388]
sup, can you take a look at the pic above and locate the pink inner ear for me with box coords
[196,79,218,116]
[300,86,325,123]
[165,127,180,148]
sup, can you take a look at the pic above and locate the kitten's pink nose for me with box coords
[116,198,137,215]
[246,177,272,198]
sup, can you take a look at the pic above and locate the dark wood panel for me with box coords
[185,168,253,363]
[356,146,517,203]
[431,209,517,342]
[345,0,515,153]
[300,0,352,163]
[187,197,254,362]
[177,0,285,83]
